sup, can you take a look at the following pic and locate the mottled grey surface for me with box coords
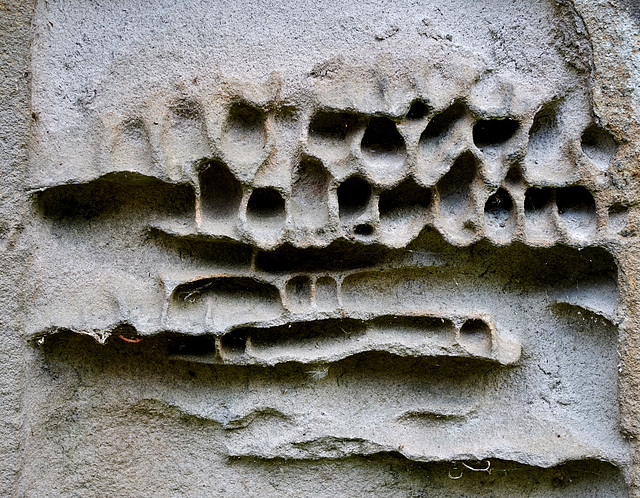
[0,1,34,496]
[4,0,640,496]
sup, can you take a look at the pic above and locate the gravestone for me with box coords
[3,0,640,496]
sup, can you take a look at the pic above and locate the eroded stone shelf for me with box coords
[26,55,629,492]
[168,313,520,367]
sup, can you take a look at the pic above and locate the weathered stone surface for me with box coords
[4,0,640,495]
[0,1,34,496]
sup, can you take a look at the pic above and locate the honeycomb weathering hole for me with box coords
[286,275,312,312]
[315,276,338,310]
[254,240,397,273]
[338,176,372,219]
[220,330,248,356]
[526,102,562,179]
[353,223,374,235]
[171,276,283,330]
[379,179,431,220]
[608,204,629,234]
[292,157,330,229]
[293,157,330,200]
[529,102,558,142]
[309,111,359,142]
[121,118,150,143]
[199,160,243,220]
[153,236,253,270]
[221,101,267,161]
[174,276,280,303]
[229,318,367,352]
[226,101,266,136]
[524,187,556,239]
[113,119,154,171]
[556,186,595,214]
[170,99,204,121]
[484,188,514,231]
[556,186,596,237]
[165,100,211,168]
[420,102,467,143]
[37,171,195,221]
[406,100,429,120]
[524,187,554,213]
[473,119,519,148]
[247,188,286,228]
[436,152,477,219]
[581,123,617,170]
[361,117,405,157]
[505,164,524,185]
[459,319,492,356]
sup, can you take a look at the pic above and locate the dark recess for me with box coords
[286,275,312,303]
[581,123,617,164]
[436,152,477,205]
[220,330,247,355]
[169,335,217,357]
[484,188,513,219]
[199,160,242,219]
[147,230,254,268]
[505,164,524,185]
[255,240,401,273]
[309,111,360,141]
[556,186,595,215]
[473,119,519,147]
[379,179,431,219]
[36,171,195,220]
[460,318,491,338]
[173,276,280,303]
[406,100,429,120]
[293,157,330,201]
[528,102,558,147]
[227,318,367,349]
[247,188,286,219]
[353,223,374,235]
[420,102,466,142]
[524,187,555,212]
[361,117,405,155]
[170,99,204,120]
[226,101,266,134]
[338,177,372,218]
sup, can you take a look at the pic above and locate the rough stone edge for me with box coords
[571,0,640,495]
[0,0,35,495]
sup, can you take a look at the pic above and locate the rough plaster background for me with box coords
[3,0,640,496]
[0,0,34,495]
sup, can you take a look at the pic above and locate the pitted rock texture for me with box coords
[14,0,640,496]
[30,68,622,339]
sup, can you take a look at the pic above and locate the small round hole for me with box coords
[246,187,286,232]
[338,177,371,219]
[484,188,513,229]
[459,319,492,356]
[353,223,374,236]
[473,119,519,148]
[247,188,285,219]
[407,101,429,120]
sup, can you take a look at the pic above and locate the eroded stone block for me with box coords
[17,0,639,495]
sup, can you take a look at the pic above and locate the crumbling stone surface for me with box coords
[3,0,640,496]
